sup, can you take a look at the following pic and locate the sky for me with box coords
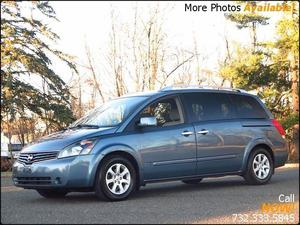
[46,1,285,104]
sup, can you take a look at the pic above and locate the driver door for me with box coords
[137,96,197,181]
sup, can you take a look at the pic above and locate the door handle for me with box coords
[181,131,194,136]
[197,129,209,135]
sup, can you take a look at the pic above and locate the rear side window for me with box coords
[182,93,236,122]
[229,94,268,119]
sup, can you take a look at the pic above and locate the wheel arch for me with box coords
[241,139,274,173]
[251,144,274,162]
[92,146,144,188]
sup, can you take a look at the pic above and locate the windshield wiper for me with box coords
[69,124,100,129]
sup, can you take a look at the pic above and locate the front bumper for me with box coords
[12,154,103,189]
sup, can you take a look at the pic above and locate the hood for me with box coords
[21,127,117,153]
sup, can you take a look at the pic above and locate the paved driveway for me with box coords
[1,166,299,224]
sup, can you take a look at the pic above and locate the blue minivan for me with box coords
[12,86,288,201]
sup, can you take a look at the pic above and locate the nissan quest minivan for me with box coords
[12,86,288,201]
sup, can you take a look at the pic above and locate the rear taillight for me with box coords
[272,119,285,138]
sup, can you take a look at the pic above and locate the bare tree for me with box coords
[69,70,84,119]
[219,34,234,87]
[160,49,195,87]
[128,4,168,91]
[107,8,127,97]
[84,43,105,102]
[131,4,142,92]
[193,33,201,85]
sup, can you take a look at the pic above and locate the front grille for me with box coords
[18,152,58,165]
[15,177,51,185]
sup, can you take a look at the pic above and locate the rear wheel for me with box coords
[243,148,273,185]
[182,178,203,184]
[95,156,136,201]
[36,189,68,198]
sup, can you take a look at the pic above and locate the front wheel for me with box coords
[243,148,274,185]
[36,189,68,198]
[95,156,136,201]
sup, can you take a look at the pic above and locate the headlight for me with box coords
[14,152,20,159]
[57,139,97,159]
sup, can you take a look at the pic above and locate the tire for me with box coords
[243,148,274,185]
[95,155,137,201]
[36,189,68,198]
[182,178,203,184]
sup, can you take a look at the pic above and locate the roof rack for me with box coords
[159,85,247,93]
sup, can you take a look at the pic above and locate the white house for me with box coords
[1,132,9,157]
[1,133,22,158]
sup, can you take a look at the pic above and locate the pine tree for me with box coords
[221,1,299,161]
[225,1,269,52]
[273,2,299,161]
[1,1,77,133]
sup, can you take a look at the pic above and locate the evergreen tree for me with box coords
[221,1,299,161]
[225,1,269,52]
[1,1,77,132]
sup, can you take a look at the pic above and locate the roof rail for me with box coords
[232,88,248,93]
[160,85,247,93]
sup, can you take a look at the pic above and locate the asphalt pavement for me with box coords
[1,166,299,224]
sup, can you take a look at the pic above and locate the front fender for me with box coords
[89,144,144,187]
[241,137,274,173]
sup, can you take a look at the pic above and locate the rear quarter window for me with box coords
[229,94,268,119]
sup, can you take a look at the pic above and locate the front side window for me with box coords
[71,96,148,127]
[139,97,184,127]
[183,93,236,122]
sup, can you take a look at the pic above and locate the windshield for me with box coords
[70,96,147,128]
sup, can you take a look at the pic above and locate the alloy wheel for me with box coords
[252,153,270,180]
[105,163,131,195]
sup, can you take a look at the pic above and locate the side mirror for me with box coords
[138,117,157,127]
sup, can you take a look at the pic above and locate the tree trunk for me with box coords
[291,56,299,114]
[85,44,105,103]
[291,124,299,162]
[6,114,14,163]
[251,22,257,52]
[290,55,299,162]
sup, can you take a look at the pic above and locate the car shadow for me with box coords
[132,178,247,200]
[8,168,298,224]
[28,176,247,203]
[28,171,296,203]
